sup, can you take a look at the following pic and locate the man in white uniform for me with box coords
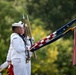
[22,23,34,75]
[6,21,34,75]
[6,21,28,75]
[25,36,34,75]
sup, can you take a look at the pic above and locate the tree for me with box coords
[26,0,76,32]
[0,0,76,75]
[0,0,27,64]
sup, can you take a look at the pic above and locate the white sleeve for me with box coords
[31,37,34,41]
[26,37,33,57]
[12,37,26,53]
[26,36,34,46]
[6,46,11,61]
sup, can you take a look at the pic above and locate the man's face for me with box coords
[16,27,24,34]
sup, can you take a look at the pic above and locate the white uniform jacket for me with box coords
[9,33,26,60]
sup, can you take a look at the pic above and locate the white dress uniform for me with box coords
[7,21,28,75]
[7,35,33,75]
[6,21,35,75]
[10,33,28,75]
[25,36,33,75]
[6,45,12,62]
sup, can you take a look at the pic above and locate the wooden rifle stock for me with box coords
[27,15,37,59]
[23,14,31,63]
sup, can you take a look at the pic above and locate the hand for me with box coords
[8,62,11,65]
[7,61,11,65]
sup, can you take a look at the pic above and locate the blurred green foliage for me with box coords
[0,0,76,75]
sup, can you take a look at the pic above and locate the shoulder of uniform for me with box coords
[26,36,34,41]
[11,33,19,40]
[26,36,30,39]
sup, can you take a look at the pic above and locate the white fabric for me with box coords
[6,45,12,61]
[25,36,33,75]
[10,33,26,60]
[12,58,27,75]
[7,33,26,60]
[6,34,33,75]
[12,21,24,28]
[0,61,8,72]
[25,36,33,57]
[26,61,31,75]
[7,33,27,75]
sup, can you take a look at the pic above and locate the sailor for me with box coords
[25,36,34,75]
[6,21,28,75]
[23,23,34,75]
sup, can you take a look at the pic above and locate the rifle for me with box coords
[22,14,37,63]
[26,15,37,59]
[22,14,28,37]
[22,14,30,63]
